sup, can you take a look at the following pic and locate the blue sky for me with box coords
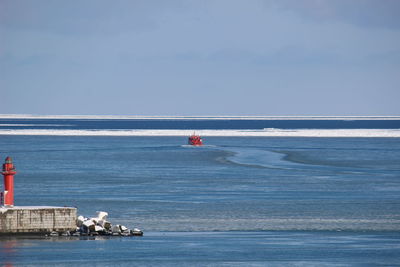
[1,0,399,115]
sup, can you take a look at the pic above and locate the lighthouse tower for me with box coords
[1,156,17,207]
[0,157,78,235]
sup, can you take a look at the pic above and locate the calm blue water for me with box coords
[1,118,400,265]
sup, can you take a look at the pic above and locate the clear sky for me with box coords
[1,0,399,116]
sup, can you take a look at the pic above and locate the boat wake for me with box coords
[223,147,304,170]
[181,145,217,148]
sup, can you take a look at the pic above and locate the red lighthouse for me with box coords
[1,157,17,207]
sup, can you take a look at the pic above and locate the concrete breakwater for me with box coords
[0,157,142,237]
[0,207,142,236]
[0,206,77,234]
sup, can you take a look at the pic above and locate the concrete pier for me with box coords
[0,206,77,234]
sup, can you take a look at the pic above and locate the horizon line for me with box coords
[1,114,400,120]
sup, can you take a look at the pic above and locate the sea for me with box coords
[0,116,400,266]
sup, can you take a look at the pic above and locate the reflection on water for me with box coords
[1,239,17,267]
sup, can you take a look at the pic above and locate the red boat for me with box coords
[188,134,203,146]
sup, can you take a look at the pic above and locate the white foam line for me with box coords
[0,129,399,137]
[1,114,400,120]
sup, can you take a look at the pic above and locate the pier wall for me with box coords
[0,206,77,234]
